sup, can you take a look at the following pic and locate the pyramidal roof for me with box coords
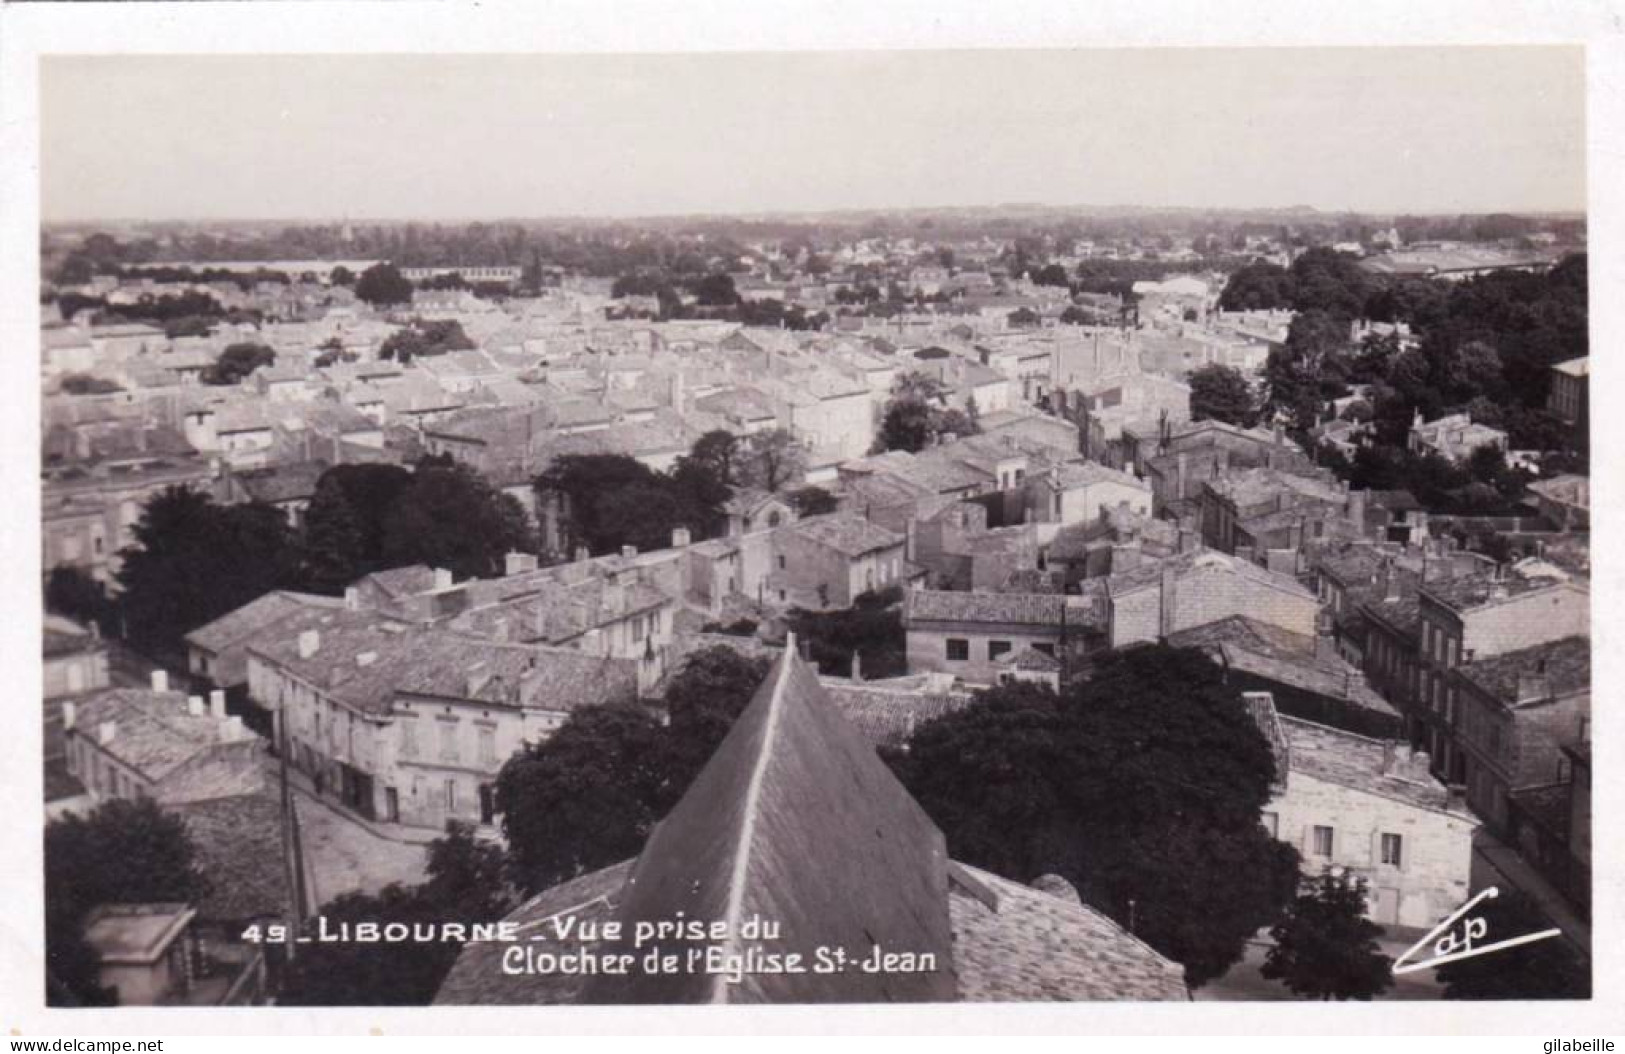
[579,639,958,1004]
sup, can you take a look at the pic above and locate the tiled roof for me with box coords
[820,680,976,748]
[948,866,1188,1001]
[70,690,236,782]
[1106,548,1313,602]
[1455,636,1590,705]
[1421,571,1584,613]
[230,461,331,505]
[1279,716,1466,814]
[184,591,344,654]
[171,790,290,922]
[906,589,1083,629]
[785,512,905,558]
[998,645,1062,672]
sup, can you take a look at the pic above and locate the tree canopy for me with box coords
[202,342,276,386]
[354,262,414,307]
[892,645,1300,987]
[46,798,210,1006]
[278,822,510,1005]
[1261,870,1394,1000]
[497,645,772,894]
[1187,363,1257,428]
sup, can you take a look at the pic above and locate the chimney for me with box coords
[574,545,591,564]
[188,695,205,717]
[298,629,321,659]
[671,526,692,549]
[1348,488,1368,529]
[62,701,76,731]
[1381,741,1397,776]
[150,669,169,693]
[209,689,227,719]
[505,551,539,576]
[433,567,454,590]
[1516,664,1552,706]
[344,585,361,610]
[1410,750,1432,780]
[851,650,863,683]
[621,545,638,559]
[1176,452,1189,498]
[1158,561,1179,640]
[223,715,246,742]
[98,720,116,745]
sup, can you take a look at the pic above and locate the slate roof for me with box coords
[435,648,1186,1004]
[1421,571,1584,613]
[1455,636,1591,705]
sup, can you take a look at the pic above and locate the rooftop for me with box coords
[1455,636,1591,706]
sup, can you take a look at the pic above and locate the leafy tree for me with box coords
[1007,307,1043,329]
[379,318,475,363]
[1218,261,1295,311]
[382,459,535,580]
[279,822,510,1005]
[786,585,907,678]
[298,475,368,594]
[57,373,122,395]
[202,342,276,386]
[1188,364,1257,428]
[738,428,806,493]
[1031,263,1071,287]
[1261,870,1394,1000]
[328,265,355,287]
[116,487,299,656]
[1268,309,1351,431]
[46,799,210,1005]
[498,645,771,894]
[691,272,738,307]
[1437,891,1590,1000]
[1289,247,1372,318]
[44,565,117,636]
[497,703,679,894]
[894,645,1300,987]
[786,485,838,517]
[874,370,975,454]
[354,262,414,307]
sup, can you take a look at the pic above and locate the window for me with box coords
[444,779,457,811]
[778,555,787,570]
[478,727,496,766]
[1381,833,1404,867]
[946,639,970,662]
[988,641,1013,660]
[400,719,418,758]
[1312,825,1334,858]
[768,511,783,528]
[439,721,459,763]
[632,617,645,643]
[1262,812,1279,838]
[1033,642,1056,657]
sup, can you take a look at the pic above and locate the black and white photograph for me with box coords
[3,1,1622,1038]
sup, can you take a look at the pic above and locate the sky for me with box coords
[40,48,1587,222]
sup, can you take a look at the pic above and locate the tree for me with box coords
[874,370,972,454]
[786,485,838,517]
[379,318,475,364]
[202,342,276,386]
[1188,364,1257,428]
[1261,870,1394,1000]
[279,822,510,1005]
[1268,309,1352,431]
[1007,307,1043,329]
[498,645,771,894]
[44,565,117,636]
[116,487,299,656]
[739,428,806,493]
[894,645,1300,987]
[786,586,907,679]
[329,265,355,287]
[382,459,535,580]
[1218,261,1294,311]
[46,799,209,1005]
[1437,891,1590,999]
[354,262,414,307]
[496,703,679,894]
[298,475,368,594]
[691,272,738,307]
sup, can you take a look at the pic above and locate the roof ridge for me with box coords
[708,637,797,1004]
